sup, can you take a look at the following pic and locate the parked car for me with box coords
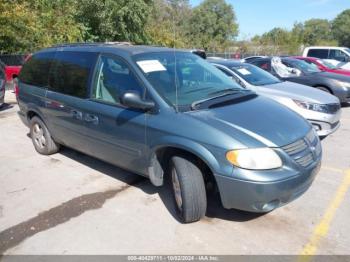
[18,44,322,223]
[292,56,350,77]
[0,62,6,106]
[302,46,350,70]
[0,54,28,88]
[209,59,341,138]
[241,56,267,63]
[249,57,350,103]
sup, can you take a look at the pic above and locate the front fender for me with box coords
[149,135,233,177]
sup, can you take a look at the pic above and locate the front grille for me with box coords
[282,139,307,155]
[282,129,321,167]
[295,153,314,167]
[326,103,341,114]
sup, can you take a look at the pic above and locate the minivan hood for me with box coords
[260,81,339,104]
[188,95,311,148]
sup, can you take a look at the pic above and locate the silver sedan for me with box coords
[210,59,341,138]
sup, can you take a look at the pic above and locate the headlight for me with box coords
[293,100,330,113]
[226,148,282,170]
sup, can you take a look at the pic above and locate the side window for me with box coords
[329,50,349,62]
[19,52,55,87]
[92,55,144,104]
[253,61,271,71]
[307,49,328,59]
[49,51,97,98]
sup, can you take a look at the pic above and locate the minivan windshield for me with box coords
[284,59,321,74]
[133,52,245,110]
[231,63,282,86]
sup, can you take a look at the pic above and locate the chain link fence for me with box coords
[206,45,304,59]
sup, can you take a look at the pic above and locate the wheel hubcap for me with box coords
[33,123,46,149]
[172,169,183,210]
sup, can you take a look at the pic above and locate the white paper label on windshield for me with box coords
[237,68,251,75]
[136,60,166,73]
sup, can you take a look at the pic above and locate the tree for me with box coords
[0,0,86,53]
[332,9,350,47]
[260,27,291,46]
[146,0,191,47]
[186,0,238,50]
[303,19,332,45]
[76,0,153,43]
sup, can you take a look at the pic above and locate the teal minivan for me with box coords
[17,43,321,223]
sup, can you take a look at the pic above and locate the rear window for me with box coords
[49,51,97,98]
[307,49,328,59]
[19,52,55,87]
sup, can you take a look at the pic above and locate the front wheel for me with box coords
[170,155,207,223]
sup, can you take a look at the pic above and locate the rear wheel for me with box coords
[30,116,60,155]
[169,155,207,223]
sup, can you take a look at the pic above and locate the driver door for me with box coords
[83,54,148,174]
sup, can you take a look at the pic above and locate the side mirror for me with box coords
[120,91,155,111]
[291,68,302,76]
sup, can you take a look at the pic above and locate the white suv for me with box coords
[303,46,350,70]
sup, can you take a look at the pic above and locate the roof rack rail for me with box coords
[52,41,133,48]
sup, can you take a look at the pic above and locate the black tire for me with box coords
[315,86,331,93]
[170,155,207,223]
[30,116,60,155]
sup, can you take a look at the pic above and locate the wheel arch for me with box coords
[26,108,45,122]
[313,85,333,94]
[147,138,221,187]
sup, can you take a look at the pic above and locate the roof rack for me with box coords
[52,41,133,48]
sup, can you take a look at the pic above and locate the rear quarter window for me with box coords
[19,52,56,87]
[307,49,328,59]
[49,51,98,98]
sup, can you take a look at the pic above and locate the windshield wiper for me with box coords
[191,88,248,110]
[208,88,247,96]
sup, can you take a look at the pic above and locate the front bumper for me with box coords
[214,159,321,212]
[310,119,340,137]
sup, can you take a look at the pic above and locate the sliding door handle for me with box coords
[84,114,99,125]
[71,110,83,120]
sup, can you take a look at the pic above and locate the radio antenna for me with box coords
[173,10,178,112]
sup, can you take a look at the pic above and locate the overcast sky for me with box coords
[190,0,350,39]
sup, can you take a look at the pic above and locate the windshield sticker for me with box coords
[237,68,251,75]
[136,60,166,73]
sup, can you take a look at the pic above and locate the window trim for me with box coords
[89,53,148,108]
